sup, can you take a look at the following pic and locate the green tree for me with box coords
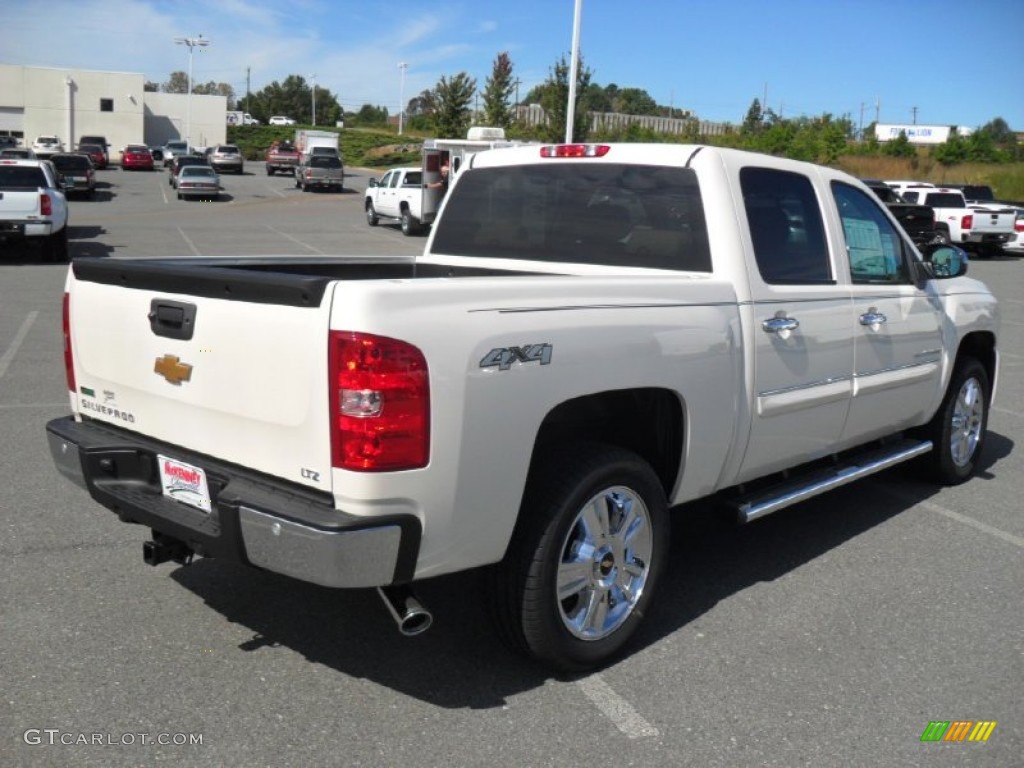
[933,129,968,165]
[193,80,236,109]
[162,71,190,94]
[536,53,593,142]
[741,98,763,135]
[612,87,658,116]
[144,80,160,92]
[432,72,477,138]
[882,130,916,158]
[482,52,515,129]
[350,104,389,127]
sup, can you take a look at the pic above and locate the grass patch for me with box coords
[227,125,421,167]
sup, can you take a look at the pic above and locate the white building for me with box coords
[874,123,973,145]
[0,64,225,159]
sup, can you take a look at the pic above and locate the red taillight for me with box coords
[41,193,52,216]
[961,214,973,230]
[328,331,429,472]
[1015,219,1024,233]
[62,292,76,392]
[539,144,611,158]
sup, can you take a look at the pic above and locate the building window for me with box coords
[100,98,113,112]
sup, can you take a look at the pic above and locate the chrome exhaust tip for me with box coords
[377,585,433,636]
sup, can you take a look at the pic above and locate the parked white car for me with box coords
[31,135,65,158]
[268,116,297,126]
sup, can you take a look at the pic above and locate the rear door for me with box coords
[67,261,335,491]
[734,166,855,482]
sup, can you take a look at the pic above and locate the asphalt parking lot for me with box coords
[1,163,1021,767]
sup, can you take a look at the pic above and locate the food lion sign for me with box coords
[874,123,973,145]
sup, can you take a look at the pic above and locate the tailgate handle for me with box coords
[149,299,196,341]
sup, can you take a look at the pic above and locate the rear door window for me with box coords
[740,167,831,284]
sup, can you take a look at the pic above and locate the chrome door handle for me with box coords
[859,312,887,328]
[762,317,800,334]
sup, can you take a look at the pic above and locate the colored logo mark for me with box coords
[921,721,997,742]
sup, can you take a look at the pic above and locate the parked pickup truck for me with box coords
[46,144,1000,672]
[265,140,301,176]
[294,153,344,192]
[891,183,1016,256]
[364,167,423,234]
[0,158,70,262]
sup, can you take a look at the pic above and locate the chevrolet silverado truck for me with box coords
[46,144,1000,671]
[0,158,70,262]
[264,140,301,176]
[294,153,344,192]
[364,167,423,235]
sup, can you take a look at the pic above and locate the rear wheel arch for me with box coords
[530,388,685,501]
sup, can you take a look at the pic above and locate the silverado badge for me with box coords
[154,354,193,385]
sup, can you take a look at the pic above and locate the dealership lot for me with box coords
[1,164,1021,766]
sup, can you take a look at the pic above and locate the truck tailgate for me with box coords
[66,259,335,491]
[970,209,1016,233]
[0,190,41,217]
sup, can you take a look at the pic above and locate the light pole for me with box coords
[565,0,582,143]
[310,73,317,126]
[174,35,209,148]
[397,62,407,135]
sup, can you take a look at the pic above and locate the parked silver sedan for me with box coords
[175,166,221,201]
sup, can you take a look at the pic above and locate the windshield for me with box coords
[430,163,711,271]
[181,167,216,178]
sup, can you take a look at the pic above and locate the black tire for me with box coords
[488,443,669,672]
[40,227,69,263]
[266,166,274,176]
[917,358,990,485]
[400,209,419,236]
[365,201,379,226]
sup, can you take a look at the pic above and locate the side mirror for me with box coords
[921,243,968,278]
[368,178,378,188]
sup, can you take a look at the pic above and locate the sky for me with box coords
[2,0,1023,130]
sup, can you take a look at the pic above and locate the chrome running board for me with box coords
[730,439,933,523]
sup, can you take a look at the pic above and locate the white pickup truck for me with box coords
[0,158,70,262]
[364,167,424,235]
[46,143,1000,671]
[891,183,1016,256]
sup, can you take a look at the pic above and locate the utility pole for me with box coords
[875,97,880,124]
[245,66,250,116]
[859,102,865,139]
[397,62,407,134]
[310,74,317,126]
[512,77,521,123]
[911,106,918,125]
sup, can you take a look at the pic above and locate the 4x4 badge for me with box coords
[154,354,193,385]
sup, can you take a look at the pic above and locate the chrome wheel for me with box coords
[950,376,984,467]
[557,485,653,641]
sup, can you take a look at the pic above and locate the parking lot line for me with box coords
[265,184,288,199]
[265,225,324,254]
[875,483,1024,549]
[0,311,38,381]
[176,226,202,256]
[575,674,660,739]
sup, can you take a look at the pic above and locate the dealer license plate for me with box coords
[157,454,212,513]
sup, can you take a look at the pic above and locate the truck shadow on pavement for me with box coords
[169,430,1013,708]
[69,226,115,259]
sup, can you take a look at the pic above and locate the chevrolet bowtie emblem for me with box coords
[154,354,193,385]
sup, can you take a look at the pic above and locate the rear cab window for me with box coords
[429,163,712,271]
[740,167,831,284]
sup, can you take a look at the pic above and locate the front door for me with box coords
[829,181,944,442]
